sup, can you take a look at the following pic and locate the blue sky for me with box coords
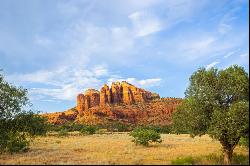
[0,0,249,113]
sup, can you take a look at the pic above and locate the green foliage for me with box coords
[129,128,162,146]
[5,131,30,153]
[13,112,49,136]
[0,72,48,153]
[172,65,249,164]
[80,125,98,135]
[208,101,249,145]
[0,72,29,119]
[171,156,194,165]
[58,128,69,137]
[238,137,249,148]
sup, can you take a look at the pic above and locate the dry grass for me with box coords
[0,133,248,165]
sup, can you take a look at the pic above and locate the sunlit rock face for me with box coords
[45,81,182,125]
[100,84,111,106]
[76,81,159,113]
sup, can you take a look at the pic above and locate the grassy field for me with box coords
[0,132,248,165]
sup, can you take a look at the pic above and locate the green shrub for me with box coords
[80,125,98,135]
[5,131,30,153]
[0,112,48,153]
[129,128,162,146]
[58,129,69,137]
[238,137,249,148]
[171,156,194,165]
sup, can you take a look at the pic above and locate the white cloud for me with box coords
[7,66,106,101]
[107,76,162,88]
[206,61,220,70]
[128,11,163,37]
[7,66,162,101]
[93,65,109,77]
[224,51,235,58]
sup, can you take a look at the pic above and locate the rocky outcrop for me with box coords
[84,89,100,108]
[100,84,111,106]
[45,81,182,125]
[43,108,78,125]
[111,82,122,103]
[76,81,159,113]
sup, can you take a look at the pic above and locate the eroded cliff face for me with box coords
[44,81,181,125]
[76,81,160,113]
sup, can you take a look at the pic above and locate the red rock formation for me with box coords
[43,108,78,125]
[121,82,134,104]
[47,81,182,125]
[111,82,122,103]
[77,94,85,115]
[100,84,111,106]
[84,89,100,107]
[76,81,162,114]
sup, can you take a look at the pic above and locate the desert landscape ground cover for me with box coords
[0,132,248,165]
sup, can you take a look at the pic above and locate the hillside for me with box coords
[43,81,182,125]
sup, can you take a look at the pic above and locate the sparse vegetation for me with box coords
[129,128,162,146]
[80,125,98,135]
[0,134,248,165]
[58,128,69,137]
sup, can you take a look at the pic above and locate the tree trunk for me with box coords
[223,148,233,165]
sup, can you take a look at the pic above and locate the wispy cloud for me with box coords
[7,66,106,101]
[206,61,220,70]
[107,76,162,88]
[224,51,235,58]
[218,6,239,35]
[129,11,163,37]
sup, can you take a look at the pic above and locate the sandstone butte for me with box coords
[43,81,182,125]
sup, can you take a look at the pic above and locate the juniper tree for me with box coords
[172,65,249,165]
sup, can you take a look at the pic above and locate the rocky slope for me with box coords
[44,81,182,125]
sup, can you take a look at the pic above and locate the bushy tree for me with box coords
[129,128,162,146]
[172,65,249,165]
[0,72,48,153]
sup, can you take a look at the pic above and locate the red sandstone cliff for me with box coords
[44,81,181,125]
